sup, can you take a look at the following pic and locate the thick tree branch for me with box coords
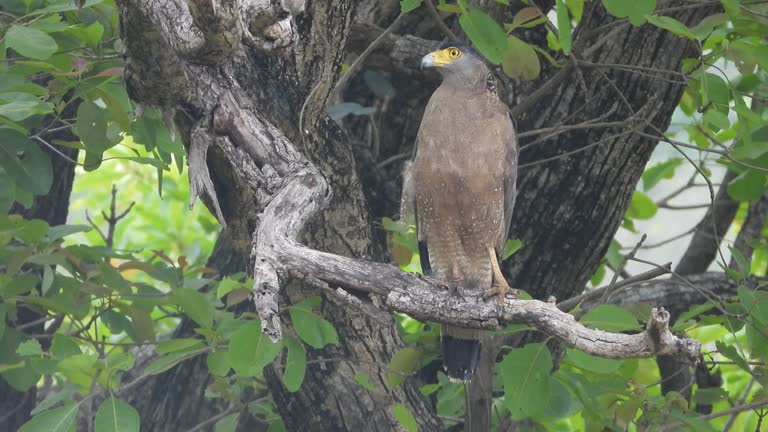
[251,165,701,361]
[675,170,739,275]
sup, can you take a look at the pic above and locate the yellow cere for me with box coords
[430,47,463,67]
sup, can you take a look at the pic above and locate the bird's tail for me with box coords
[441,325,481,382]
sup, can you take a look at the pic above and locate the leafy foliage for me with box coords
[1,0,767,431]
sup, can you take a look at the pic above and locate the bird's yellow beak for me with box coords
[420,49,454,70]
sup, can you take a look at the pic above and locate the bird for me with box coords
[400,43,518,382]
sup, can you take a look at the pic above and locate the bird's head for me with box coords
[420,43,488,79]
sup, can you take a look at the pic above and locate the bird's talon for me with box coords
[484,285,519,303]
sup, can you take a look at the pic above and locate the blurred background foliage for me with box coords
[1,0,767,431]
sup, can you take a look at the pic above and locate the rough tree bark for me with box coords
[112,0,728,431]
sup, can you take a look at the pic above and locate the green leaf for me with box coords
[16,339,43,357]
[0,92,54,121]
[175,289,214,329]
[590,263,606,286]
[0,167,15,213]
[214,414,239,432]
[283,335,307,392]
[459,6,508,64]
[703,109,729,131]
[31,386,76,415]
[76,100,111,153]
[94,397,140,432]
[642,158,683,191]
[728,170,767,201]
[510,7,542,29]
[606,239,623,269]
[565,349,623,374]
[673,303,716,330]
[690,13,727,40]
[388,347,421,387]
[701,73,730,106]
[693,387,727,405]
[156,338,204,355]
[738,285,768,325]
[565,0,584,22]
[69,22,104,48]
[501,239,523,260]
[46,224,92,242]
[0,130,53,195]
[602,0,655,26]
[544,377,580,419]
[501,36,540,80]
[392,404,418,432]
[746,321,768,358]
[731,126,768,160]
[644,15,696,40]
[580,305,640,332]
[207,350,231,376]
[355,373,377,392]
[626,190,657,220]
[18,404,78,432]
[217,277,244,299]
[715,341,750,372]
[556,0,572,55]
[144,351,201,375]
[501,343,552,419]
[5,25,58,60]
[228,321,282,377]
[289,296,339,349]
[400,0,422,13]
[731,249,751,279]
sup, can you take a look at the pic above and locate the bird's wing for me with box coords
[498,111,519,254]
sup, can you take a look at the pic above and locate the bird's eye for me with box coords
[448,48,462,59]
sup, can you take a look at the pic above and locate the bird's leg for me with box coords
[484,245,519,302]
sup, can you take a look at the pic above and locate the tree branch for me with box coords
[250,159,701,361]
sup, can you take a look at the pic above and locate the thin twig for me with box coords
[423,0,459,42]
[557,263,671,312]
[661,399,768,431]
[599,234,646,304]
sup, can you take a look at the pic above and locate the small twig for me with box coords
[519,130,633,168]
[599,234,646,304]
[630,257,730,317]
[85,210,108,244]
[328,13,405,102]
[184,403,247,432]
[557,263,671,312]
[423,0,459,42]
[517,120,627,140]
[376,152,411,169]
[722,377,755,431]
[634,227,696,250]
[646,122,728,269]
[31,135,83,166]
[661,399,768,431]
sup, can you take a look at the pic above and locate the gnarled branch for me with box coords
[251,161,701,361]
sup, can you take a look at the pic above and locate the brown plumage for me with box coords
[401,44,518,381]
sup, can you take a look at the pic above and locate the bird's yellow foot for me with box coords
[484,281,520,302]
[485,245,518,303]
